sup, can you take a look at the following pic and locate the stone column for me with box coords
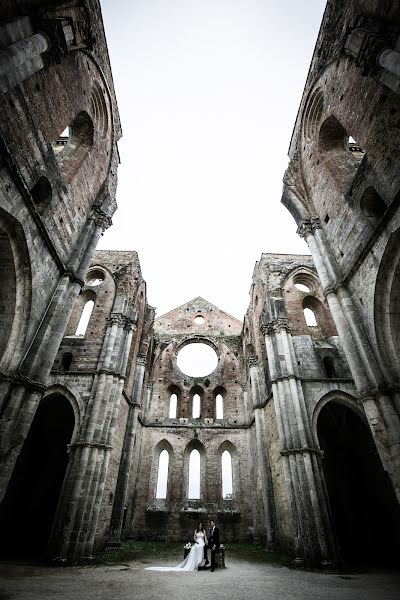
[108,355,147,546]
[49,311,136,563]
[378,48,400,80]
[248,358,276,549]
[0,33,49,77]
[0,208,111,501]
[298,219,400,501]
[262,318,336,566]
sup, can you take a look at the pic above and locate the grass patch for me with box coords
[93,541,289,567]
[94,540,182,565]
[226,543,290,566]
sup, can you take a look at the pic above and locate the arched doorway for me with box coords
[0,394,75,558]
[317,401,400,565]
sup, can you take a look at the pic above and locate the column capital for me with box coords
[297,220,313,239]
[261,323,273,336]
[107,313,124,327]
[273,318,291,333]
[137,355,147,366]
[247,357,258,368]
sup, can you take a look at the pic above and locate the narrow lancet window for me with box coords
[304,307,317,327]
[75,300,94,336]
[222,450,233,499]
[188,449,200,499]
[169,393,177,418]
[216,394,223,419]
[192,393,200,418]
[156,450,169,499]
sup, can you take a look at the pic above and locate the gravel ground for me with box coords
[0,558,399,600]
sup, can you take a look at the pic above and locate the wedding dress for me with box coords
[145,531,206,572]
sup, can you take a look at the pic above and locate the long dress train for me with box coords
[145,531,206,572]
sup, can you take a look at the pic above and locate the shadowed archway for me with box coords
[317,401,400,565]
[0,394,75,558]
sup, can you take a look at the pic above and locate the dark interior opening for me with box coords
[0,394,74,558]
[323,356,336,378]
[317,401,400,566]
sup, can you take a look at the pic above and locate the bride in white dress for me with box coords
[145,522,208,572]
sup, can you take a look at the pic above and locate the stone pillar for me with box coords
[49,311,136,563]
[378,48,400,80]
[298,219,400,501]
[0,33,49,77]
[262,318,336,566]
[0,207,111,501]
[248,358,276,550]
[108,355,147,546]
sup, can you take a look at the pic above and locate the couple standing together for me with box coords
[146,519,220,572]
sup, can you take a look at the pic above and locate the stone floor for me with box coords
[0,558,399,600]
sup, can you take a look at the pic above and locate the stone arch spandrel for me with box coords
[374,227,400,382]
[0,207,32,371]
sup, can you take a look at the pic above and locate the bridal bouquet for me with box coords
[184,542,192,549]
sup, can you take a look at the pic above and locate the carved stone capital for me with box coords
[247,357,258,368]
[297,220,313,240]
[273,318,291,334]
[147,382,154,391]
[137,355,147,366]
[241,384,248,392]
[107,313,124,327]
[261,323,274,336]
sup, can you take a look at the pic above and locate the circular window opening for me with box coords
[86,270,105,287]
[295,283,310,292]
[194,315,205,325]
[177,343,218,377]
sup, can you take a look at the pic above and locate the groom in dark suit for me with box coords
[204,519,220,572]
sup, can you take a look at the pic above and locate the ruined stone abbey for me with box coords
[0,0,399,568]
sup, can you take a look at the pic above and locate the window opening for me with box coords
[216,394,223,419]
[323,356,336,378]
[75,300,94,336]
[192,394,200,419]
[222,450,233,499]
[61,352,73,372]
[304,307,317,327]
[295,283,310,292]
[188,449,200,499]
[156,450,169,499]
[169,393,177,419]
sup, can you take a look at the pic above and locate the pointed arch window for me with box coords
[216,394,224,419]
[155,449,169,499]
[222,450,233,499]
[188,449,200,499]
[169,393,177,419]
[192,393,201,419]
[75,300,94,336]
[304,307,317,327]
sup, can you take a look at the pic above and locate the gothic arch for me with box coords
[217,440,239,500]
[374,226,400,382]
[43,383,84,442]
[151,440,174,501]
[311,390,364,444]
[0,391,75,556]
[0,207,32,371]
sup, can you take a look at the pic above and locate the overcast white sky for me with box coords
[99,0,327,321]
